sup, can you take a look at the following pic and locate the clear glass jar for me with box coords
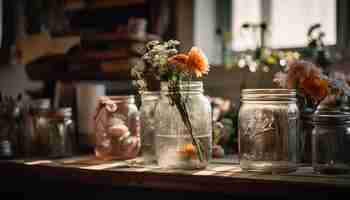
[312,107,350,174]
[45,107,76,158]
[238,89,299,173]
[140,92,160,164]
[94,95,141,160]
[155,81,212,169]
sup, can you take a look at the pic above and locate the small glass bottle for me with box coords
[94,96,140,160]
[139,92,160,164]
[238,89,299,173]
[155,81,212,169]
[312,105,350,174]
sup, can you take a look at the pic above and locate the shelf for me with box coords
[0,156,350,198]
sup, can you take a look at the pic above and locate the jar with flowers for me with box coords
[273,60,350,173]
[131,40,212,169]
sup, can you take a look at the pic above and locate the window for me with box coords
[231,0,337,51]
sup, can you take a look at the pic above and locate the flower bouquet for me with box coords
[132,40,212,169]
[273,60,350,111]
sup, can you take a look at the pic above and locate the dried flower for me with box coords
[187,47,210,77]
[273,71,288,88]
[167,53,189,72]
[273,60,350,108]
[300,76,329,102]
[285,60,321,89]
[131,40,210,163]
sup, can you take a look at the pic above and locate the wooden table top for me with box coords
[1,155,349,196]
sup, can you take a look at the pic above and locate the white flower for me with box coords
[262,65,270,72]
[238,59,246,68]
[134,60,145,71]
[249,62,258,72]
[279,59,287,67]
[136,80,147,89]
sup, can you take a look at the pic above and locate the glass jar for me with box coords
[140,92,160,164]
[24,99,76,158]
[238,89,299,173]
[94,96,141,160]
[0,95,26,158]
[155,81,212,169]
[24,99,51,157]
[300,111,313,164]
[312,107,350,174]
[45,107,76,158]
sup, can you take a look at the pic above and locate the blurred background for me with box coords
[0,0,347,100]
[0,0,348,157]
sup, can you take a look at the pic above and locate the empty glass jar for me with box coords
[94,96,141,160]
[140,92,160,164]
[312,106,350,174]
[155,81,212,169]
[238,89,299,173]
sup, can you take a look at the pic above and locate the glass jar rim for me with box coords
[241,89,297,101]
[160,81,203,93]
[141,91,160,101]
[313,112,350,125]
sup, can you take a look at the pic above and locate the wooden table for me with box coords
[0,155,349,199]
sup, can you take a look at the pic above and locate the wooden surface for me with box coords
[0,155,350,198]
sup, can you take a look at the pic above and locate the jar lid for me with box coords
[241,89,297,101]
[312,104,350,125]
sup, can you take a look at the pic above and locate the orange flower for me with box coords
[300,76,329,102]
[178,143,197,158]
[168,53,189,71]
[187,47,210,77]
[286,60,321,89]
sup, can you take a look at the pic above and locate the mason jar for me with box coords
[24,99,51,157]
[94,95,141,160]
[312,108,350,174]
[155,81,212,169]
[238,89,299,173]
[45,107,76,158]
[140,92,160,164]
[300,111,313,164]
